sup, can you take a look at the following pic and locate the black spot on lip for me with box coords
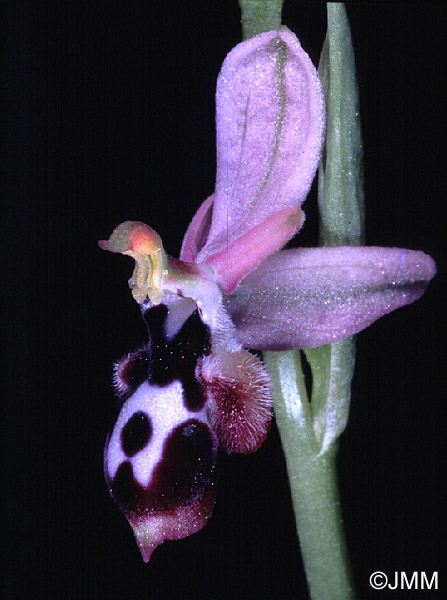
[121,411,152,457]
[143,305,211,411]
[110,419,218,518]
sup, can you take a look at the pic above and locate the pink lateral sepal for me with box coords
[225,246,437,350]
[205,206,304,293]
[199,348,272,454]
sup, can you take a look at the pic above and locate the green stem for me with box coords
[264,351,354,600]
[318,3,364,246]
[238,0,284,39]
[239,1,360,597]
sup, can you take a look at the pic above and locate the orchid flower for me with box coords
[99,28,436,563]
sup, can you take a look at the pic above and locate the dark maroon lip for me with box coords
[109,419,218,519]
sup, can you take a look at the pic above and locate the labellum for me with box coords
[101,222,271,562]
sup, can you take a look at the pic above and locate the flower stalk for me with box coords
[263,351,354,600]
[238,0,284,40]
[259,3,359,598]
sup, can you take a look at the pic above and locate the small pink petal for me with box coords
[225,247,436,350]
[206,207,304,293]
[180,195,214,262]
[198,28,325,261]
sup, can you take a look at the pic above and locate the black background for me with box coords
[6,2,443,599]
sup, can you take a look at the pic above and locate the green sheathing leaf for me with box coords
[318,3,364,247]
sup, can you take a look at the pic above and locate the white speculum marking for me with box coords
[106,380,208,488]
